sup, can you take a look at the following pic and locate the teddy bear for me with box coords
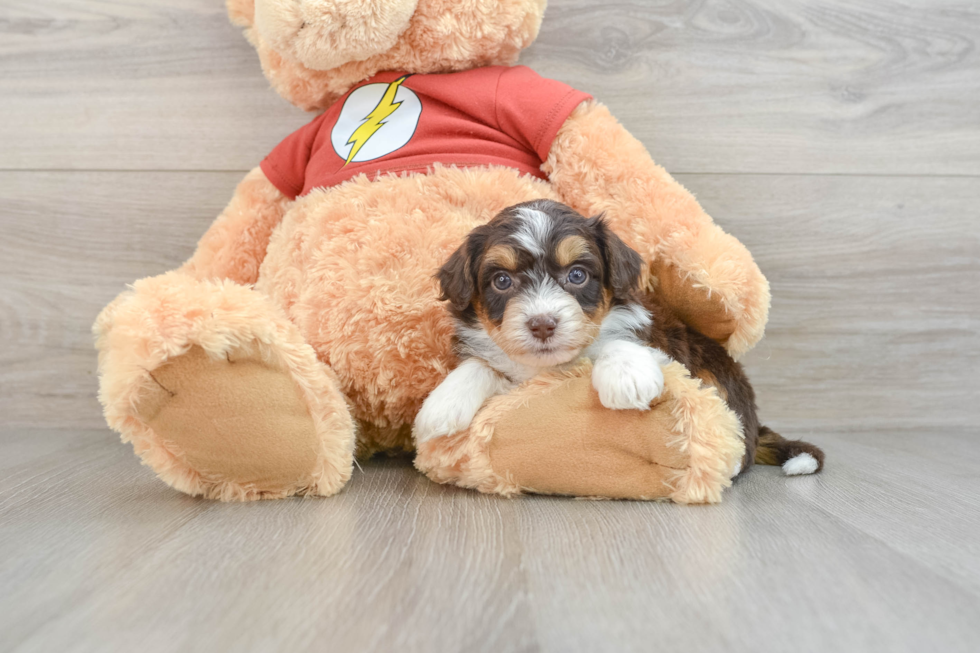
[94,0,769,503]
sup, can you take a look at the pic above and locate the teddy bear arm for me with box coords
[544,101,770,358]
[415,363,745,503]
[179,167,292,284]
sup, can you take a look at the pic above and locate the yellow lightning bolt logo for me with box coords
[344,75,410,166]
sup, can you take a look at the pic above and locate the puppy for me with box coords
[414,199,824,477]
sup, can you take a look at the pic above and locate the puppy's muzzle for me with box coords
[527,314,558,341]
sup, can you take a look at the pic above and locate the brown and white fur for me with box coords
[414,200,824,477]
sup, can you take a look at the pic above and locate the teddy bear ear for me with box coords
[226,0,255,28]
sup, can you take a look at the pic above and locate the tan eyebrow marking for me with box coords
[484,244,518,270]
[555,236,591,267]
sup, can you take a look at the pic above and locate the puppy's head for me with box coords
[439,200,644,367]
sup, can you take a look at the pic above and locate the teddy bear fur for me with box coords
[94,0,768,502]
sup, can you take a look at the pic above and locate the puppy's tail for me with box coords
[754,426,825,476]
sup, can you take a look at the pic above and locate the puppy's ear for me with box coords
[437,246,473,312]
[438,226,489,313]
[590,215,644,302]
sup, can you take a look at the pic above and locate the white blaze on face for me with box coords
[513,208,551,257]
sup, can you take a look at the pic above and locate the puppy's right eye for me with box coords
[492,272,513,291]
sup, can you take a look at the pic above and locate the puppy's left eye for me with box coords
[567,267,589,285]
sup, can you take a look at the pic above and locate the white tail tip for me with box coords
[783,452,819,476]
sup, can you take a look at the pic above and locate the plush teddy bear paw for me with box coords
[95,272,356,500]
[592,341,667,410]
[135,344,352,500]
[416,365,746,504]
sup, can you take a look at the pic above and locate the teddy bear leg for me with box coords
[415,362,745,504]
[94,272,356,501]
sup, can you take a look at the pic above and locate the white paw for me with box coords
[592,341,667,410]
[413,389,482,443]
[413,358,510,443]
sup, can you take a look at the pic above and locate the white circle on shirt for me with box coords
[330,77,422,165]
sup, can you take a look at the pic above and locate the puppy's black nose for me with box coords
[527,315,557,341]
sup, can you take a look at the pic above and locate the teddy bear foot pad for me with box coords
[137,345,324,497]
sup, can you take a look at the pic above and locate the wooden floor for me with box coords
[1,1,979,651]
[1,428,978,652]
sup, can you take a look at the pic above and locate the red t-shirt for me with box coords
[260,66,592,199]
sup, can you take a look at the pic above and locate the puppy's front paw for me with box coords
[413,359,512,443]
[414,377,490,444]
[592,342,667,410]
[413,396,478,443]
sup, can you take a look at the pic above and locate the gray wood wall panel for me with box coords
[2,0,978,174]
[2,171,976,430]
